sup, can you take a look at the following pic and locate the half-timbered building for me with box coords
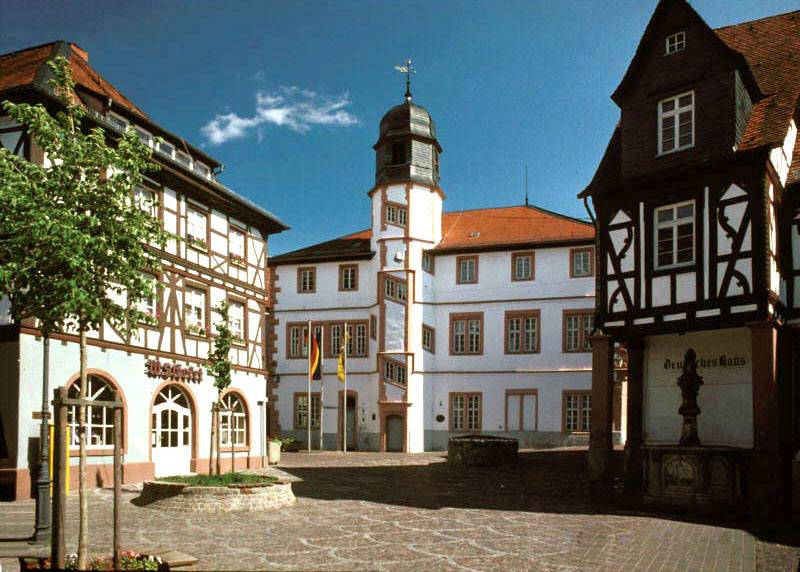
[269,88,606,452]
[581,1,799,518]
[0,42,287,500]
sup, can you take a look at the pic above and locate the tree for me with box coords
[205,300,234,474]
[0,56,168,569]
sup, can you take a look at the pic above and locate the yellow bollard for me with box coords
[49,424,70,497]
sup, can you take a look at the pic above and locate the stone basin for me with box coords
[137,479,296,513]
[448,434,519,467]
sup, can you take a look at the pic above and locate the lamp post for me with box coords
[31,334,51,544]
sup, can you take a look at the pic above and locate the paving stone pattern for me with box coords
[1,449,798,571]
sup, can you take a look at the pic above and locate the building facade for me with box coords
[0,42,287,500]
[270,91,609,452]
[582,1,799,518]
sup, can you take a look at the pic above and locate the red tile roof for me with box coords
[0,41,146,116]
[270,205,594,265]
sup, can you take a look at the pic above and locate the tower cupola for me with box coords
[373,80,442,188]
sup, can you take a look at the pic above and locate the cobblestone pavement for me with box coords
[1,449,798,571]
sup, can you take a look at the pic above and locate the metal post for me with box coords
[307,320,311,454]
[113,404,122,570]
[32,334,51,544]
[209,405,216,475]
[319,327,324,452]
[51,386,67,569]
[344,322,348,454]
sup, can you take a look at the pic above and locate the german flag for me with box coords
[309,331,322,381]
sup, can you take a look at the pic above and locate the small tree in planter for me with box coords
[205,300,234,474]
[0,56,167,568]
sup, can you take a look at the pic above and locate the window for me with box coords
[193,161,211,179]
[184,286,206,336]
[297,267,316,293]
[391,142,406,165]
[665,31,686,54]
[655,201,694,268]
[339,265,358,291]
[157,140,175,158]
[385,203,408,227]
[354,323,367,356]
[450,393,481,432]
[134,186,157,218]
[228,300,245,343]
[505,310,540,354]
[137,274,159,325]
[134,126,152,147]
[422,324,435,353]
[287,323,309,358]
[186,205,208,250]
[456,255,478,284]
[658,91,694,154]
[229,227,246,267]
[67,375,117,449]
[329,323,342,356]
[385,277,407,302]
[175,150,192,168]
[106,112,128,132]
[450,313,483,355]
[506,390,537,431]
[383,358,407,385]
[511,251,534,281]
[220,393,247,446]
[564,310,594,352]
[570,247,594,278]
[422,251,434,274]
[294,393,320,429]
[564,391,591,433]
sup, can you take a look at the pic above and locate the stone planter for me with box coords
[268,440,282,464]
[448,434,519,467]
[138,480,295,513]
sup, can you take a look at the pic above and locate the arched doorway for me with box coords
[151,384,192,477]
[385,414,403,452]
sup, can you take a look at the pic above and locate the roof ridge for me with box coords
[0,40,61,60]
[714,9,800,32]
[444,203,592,226]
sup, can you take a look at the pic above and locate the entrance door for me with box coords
[385,414,403,452]
[151,385,192,477]
[344,395,356,450]
[506,391,537,431]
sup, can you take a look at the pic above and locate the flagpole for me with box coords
[319,327,324,452]
[307,320,311,455]
[343,322,348,454]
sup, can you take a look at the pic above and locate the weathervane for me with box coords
[394,58,415,102]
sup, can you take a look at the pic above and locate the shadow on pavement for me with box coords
[280,449,800,547]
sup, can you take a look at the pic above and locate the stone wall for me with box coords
[138,481,295,513]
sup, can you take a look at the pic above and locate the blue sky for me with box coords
[1,0,797,254]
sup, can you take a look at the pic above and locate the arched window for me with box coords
[220,393,247,447]
[391,142,406,165]
[67,375,119,449]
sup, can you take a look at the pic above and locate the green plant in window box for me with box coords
[140,311,159,327]
[187,234,207,251]
[231,334,245,346]
[185,323,206,337]
[229,253,246,268]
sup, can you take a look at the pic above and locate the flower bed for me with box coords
[138,472,295,513]
[20,551,164,571]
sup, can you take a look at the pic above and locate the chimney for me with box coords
[70,43,89,62]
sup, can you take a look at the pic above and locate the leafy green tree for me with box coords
[205,300,234,474]
[0,56,168,568]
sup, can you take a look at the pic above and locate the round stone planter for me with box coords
[448,434,519,467]
[137,479,296,513]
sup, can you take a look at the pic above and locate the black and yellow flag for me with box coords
[309,332,322,381]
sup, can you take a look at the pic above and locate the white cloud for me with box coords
[202,86,359,145]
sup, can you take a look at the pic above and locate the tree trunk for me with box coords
[215,402,221,476]
[77,329,89,570]
[229,406,235,473]
[209,406,216,476]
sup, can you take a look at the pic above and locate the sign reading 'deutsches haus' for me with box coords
[644,328,752,447]
[145,359,203,383]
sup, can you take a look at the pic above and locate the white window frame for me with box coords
[175,150,192,169]
[228,300,245,342]
[134,186,157,218]
[107,111,129,133]
[67,376,117,449]
[220,393,247,447]
[137,274,158,320]
[654,201,695,270]
[157,140,175,159]
[193,161,211,179]
[229,227,245,259]
[134,126,153,147]
[572,250,592,278]
[186,206,208,247]
[665,31,686,54]
[658,91,694,155]
[184,286,206,335]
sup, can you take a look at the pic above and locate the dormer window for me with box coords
[193,161,211,179]
[107,112,128,132]
[658,91,694,155]
[175,150,192,168]
[665,31,686,54]
[157,140,175,159]
[134,126,152,147]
